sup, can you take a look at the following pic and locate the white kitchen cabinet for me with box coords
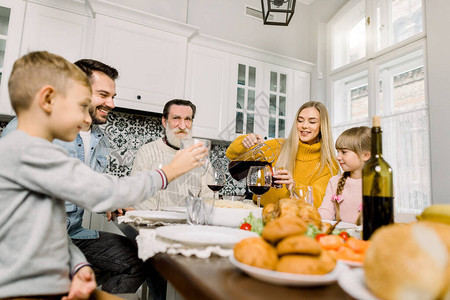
[92,14,188,114]
[20,2,94,63]
[227,55,264,141]
[184,44,230,140]
[227,55,305,142]
[0,0,25,116]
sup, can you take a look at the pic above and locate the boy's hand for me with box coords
[63,266,96,300]
[242,133,263,148]
[106,207,134,221]
[162,143,207,182]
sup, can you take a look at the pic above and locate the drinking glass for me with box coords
[185,196,215,225]
[180,138,211,158]
[207,170,226,199]
[155,163,163,211]
[272,166,284,189]
[180,138,211,177]
[246,165,272,207]
[293,185,314,206]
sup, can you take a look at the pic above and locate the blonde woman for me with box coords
[226,101,339,208]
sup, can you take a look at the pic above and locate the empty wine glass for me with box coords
[293,185,314,206]
[246,165,272,207]
[207,170,226,199]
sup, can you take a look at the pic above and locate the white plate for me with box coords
[322,220,362,238]
[155,225,258,248]
[338,267,378,300]
[339,259,363,268]
[322,220,359,230]
[125,210,186,222]
[161,206,186,213]
[229,255,347,287]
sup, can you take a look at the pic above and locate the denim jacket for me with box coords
[54,125,110,239]
[1,119,109,239]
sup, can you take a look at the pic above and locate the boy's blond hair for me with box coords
[8,51,91,114]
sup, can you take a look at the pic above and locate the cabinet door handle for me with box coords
[137,95,141,100]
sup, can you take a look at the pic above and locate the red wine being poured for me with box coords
[228,160,271,181]
[207,184,224,192]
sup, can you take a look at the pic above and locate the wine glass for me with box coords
[293,185,314,206]
[207,170,226,199]
[155,164,163,211]
[246,165,272,207]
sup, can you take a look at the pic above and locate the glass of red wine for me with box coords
[207,170,226,199]
[246,165,272,207]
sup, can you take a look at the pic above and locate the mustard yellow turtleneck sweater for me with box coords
[226,134,338,208]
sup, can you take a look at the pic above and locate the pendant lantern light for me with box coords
[261,0,296,26]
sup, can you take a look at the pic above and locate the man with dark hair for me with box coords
[131,99,213,209]
[1,59,165,298]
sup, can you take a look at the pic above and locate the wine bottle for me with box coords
[362,116,394,240]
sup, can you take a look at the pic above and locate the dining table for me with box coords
[114,220,350,300]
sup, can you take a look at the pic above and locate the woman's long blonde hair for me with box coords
[275,101,337,176]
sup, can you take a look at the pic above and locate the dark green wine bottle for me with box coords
[362,116,394,240]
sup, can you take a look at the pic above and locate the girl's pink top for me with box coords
[318,174,362,224]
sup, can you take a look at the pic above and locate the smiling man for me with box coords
[131,99,213,209]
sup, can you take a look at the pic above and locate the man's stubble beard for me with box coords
[89,106,107,125]
[165,124,192,148]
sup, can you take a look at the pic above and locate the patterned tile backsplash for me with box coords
[0,112,246,196]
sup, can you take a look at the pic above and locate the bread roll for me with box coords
[234,237,278,270]
[262,216,308,243]
[364,223,448,300]
[276,235,321,256]
[276,251,336,275]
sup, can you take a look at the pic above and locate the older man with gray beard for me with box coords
[131,99,214,209]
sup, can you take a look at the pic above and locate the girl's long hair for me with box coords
[334,126,371,196]
[275,101,337,176]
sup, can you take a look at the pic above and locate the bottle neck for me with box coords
[371,127,383,157]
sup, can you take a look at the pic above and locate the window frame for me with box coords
[327,0,429,215]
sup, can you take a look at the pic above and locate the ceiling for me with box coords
[298,0,316,5]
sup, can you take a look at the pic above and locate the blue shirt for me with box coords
[1,118,109,239]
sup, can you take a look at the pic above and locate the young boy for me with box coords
[0,51,207,299]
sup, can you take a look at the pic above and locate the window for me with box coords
[331,0,366,69]
[0,6,12,83]
[267,71,287,138]
[329,0,428,213]
[235,63,257,134]
[375,0,423,51]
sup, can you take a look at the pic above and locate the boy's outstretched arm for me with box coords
[63,266,96,300]
[162,143,208,182]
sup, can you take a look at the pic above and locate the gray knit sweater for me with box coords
[131,137,214,209]
[0,130,165,297]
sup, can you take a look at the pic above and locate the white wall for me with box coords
[187,0,311,61]
[102,0,313,61]
[425,0,450,204]
[102,0,188,22]
[306,0,349,102]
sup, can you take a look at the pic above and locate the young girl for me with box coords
[318,126,371,224]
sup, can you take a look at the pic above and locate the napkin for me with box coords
[136,228,232,261]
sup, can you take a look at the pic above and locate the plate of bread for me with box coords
[231,198,348,286]
[339,220,450,300]
[230,253,346,286]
